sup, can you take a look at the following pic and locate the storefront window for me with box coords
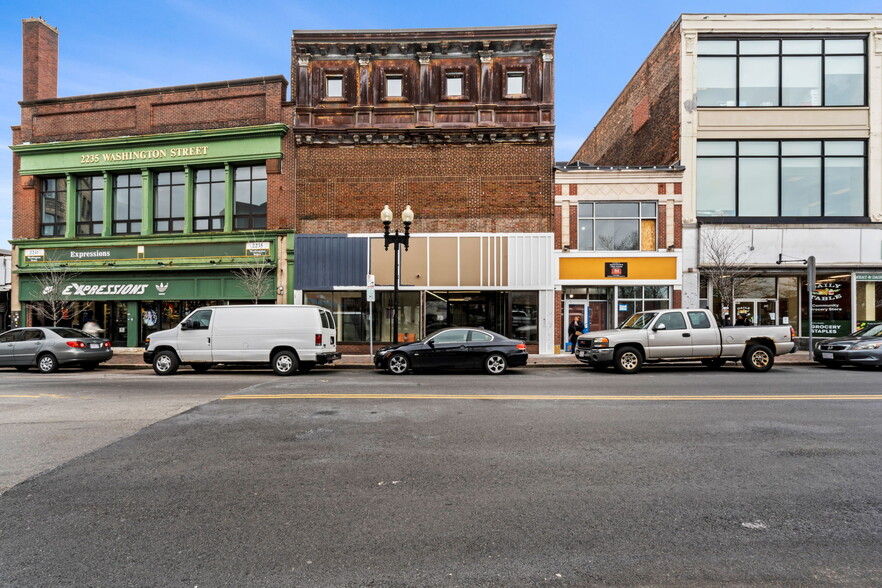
[40,177,67,237]
[855,279,882,329]
[804,275,852,337]
[234,165,267,230]
[76,175,104,236]
[194,168,226,232]
[303,291,370,343]
[154,171,185,233]
[616,286,670,326]
[510,291,539,343]
[113,173,142,235]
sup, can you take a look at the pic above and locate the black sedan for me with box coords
[374,328,528,375]
[813,323,882,368]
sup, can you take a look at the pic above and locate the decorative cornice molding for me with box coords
[293,127,553,146]
[417,51,432,65]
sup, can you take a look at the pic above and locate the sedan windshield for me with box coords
[620,313,658,329]
[851,323,882,338]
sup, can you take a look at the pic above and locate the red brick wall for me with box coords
[22,19,57,102]
[571,21,681,166]
[286,141,554,234]
[13,78,289,239]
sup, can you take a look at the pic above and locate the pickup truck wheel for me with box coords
[613,346,643,374]
[701,358,727,369]
[742,344,774,372]
[152,350,179,376]
[272,350,299,376]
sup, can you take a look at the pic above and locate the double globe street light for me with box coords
[381,204,414,343]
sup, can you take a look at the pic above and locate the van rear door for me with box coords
[319,309,336,351]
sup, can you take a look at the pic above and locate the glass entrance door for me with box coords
[564,301,586,352]
[734,299,779,325]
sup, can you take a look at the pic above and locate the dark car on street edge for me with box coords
[813,323,882,368]
[0,327,113,373]
[374,327,528,375]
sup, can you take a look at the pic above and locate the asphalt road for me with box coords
[1,364,880,586]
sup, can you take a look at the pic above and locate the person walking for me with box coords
[567,315,585,354]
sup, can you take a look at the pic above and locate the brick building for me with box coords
[288,26,557,353]
[11,18,292,347]
[9,20,558,353]
[573,14,882,340]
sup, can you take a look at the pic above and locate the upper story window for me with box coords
[113,173,142,235]
[40,177,67,237]
[194,168,225,232]
[326,75,343,98]
[578,202,657,251]
[696,37,866,107]
[234,165,267,229]
[445,73,463,97]
[76,175,104,236]
[154,170,185,233]
[696,140,866,218]
[506,72,525,96]
[386,74,403,98]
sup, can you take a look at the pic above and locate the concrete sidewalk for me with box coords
[103,349,816,369]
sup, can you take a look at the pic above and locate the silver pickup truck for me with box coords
[575,308,797,374]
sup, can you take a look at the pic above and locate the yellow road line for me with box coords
[223,393,882,401]
[0,394,69,399]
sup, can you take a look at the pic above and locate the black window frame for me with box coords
[233,164,267,230]
[112,172,143,235]
[193,167,226,232]
[697,139,867,223]
[39,177,67,237]
[696,35,868,108]
[153,170,186,234]
[75,175,104,237]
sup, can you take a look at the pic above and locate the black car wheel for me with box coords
[387,353,410,375]
[152,350,180,376]
[191,363,212,373]
[272,350,299,376]
[484,353,507,375]
[37,353,59,374]
[613,346,643,374]
[742,344,774,372]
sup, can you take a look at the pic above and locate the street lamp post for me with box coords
[381,205,414,343]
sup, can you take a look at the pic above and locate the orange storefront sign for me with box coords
[559,256,677,281]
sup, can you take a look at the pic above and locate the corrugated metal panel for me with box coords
[507,234,554,287]
[295,235,368,290]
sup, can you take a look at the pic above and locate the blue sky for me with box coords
[2,0,880,247]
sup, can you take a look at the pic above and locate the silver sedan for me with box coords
[814,323,882,368]
[0,327,113,373]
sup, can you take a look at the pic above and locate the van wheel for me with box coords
[153,350,180,376]
[37,353,59,374]
[613,346,643,374]
[742,344,774,372]
[387,353,410,375]
[484,353,507,375]
[191,363,212,373]
[299,362,316,373]
[701,358,727,369]
[272,350,299,376]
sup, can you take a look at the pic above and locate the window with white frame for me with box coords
[386,74,403,97]
[577,202,658,251]
[326,75,343,98]
[505,72,525,95]
[445,73,463,97]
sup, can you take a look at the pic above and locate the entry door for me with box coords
[177,309,213,362]
[564,302,587,349]
[734,299,778,325]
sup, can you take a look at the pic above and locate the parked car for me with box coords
[374,327,527,375]
[813,323,882,368]
[144,305,340,376]
[575,308,796,374]
[0,327,113,373]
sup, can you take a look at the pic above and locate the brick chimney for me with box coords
[22,17,58,102]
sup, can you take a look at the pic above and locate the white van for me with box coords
[143,305,340,376]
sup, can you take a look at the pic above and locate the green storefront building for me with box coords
[11,124,294,347]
